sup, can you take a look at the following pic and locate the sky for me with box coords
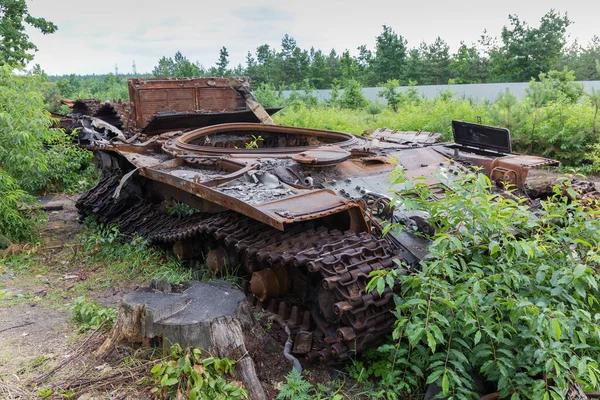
[24,0,600,76]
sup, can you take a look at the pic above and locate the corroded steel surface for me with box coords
[128,77,247,128]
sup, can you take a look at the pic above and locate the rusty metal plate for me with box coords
[370,128,441,145]
[128,78,247,129]
[257,189,357,221]
[292,147,351,166]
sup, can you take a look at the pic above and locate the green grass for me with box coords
[273,100,486,139]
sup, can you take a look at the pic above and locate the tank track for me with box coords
[76,173,404,361]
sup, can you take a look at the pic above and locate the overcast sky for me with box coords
[25,0,600,76]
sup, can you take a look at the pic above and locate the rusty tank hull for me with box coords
[76,78,572,362]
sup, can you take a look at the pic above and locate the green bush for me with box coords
[252,83,284,107]
[0,170,39,243]
[150,344,247,400]
[70,296,117,333]
[366,171,600,399]
[339,79,367,110]
[0,65,96,244]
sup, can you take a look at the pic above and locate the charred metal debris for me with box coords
[73,77,599,363]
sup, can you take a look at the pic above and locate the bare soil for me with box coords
[0,195,148,399]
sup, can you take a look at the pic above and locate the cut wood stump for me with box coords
[97,280,266,400]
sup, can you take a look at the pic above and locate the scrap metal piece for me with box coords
[229,78,275,125]
[369,128,442,145]
[293,331,313,354]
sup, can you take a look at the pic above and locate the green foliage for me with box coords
[0,65,94,193]
[377,79,402,112]
[153,51,205,78]
[286,82,320,109]
[70,296,117,333]
[423,37,452,85]
[366,102,383,121]
[339,79,367,110]
[215,46,230,76]
[451,42,485,84]
[526,68,584,106]
[277,369,313,400]
[585,143,600,173]
[0,66,95,244]
[0,65,54,188]
[149,344,247,400]
[252,83,284,107]
[245,135,263,149]
[0,170,39,243]
[372,25,407,83]
[559,36,600,81]
[0,0,57,66]
[277,369,343,400]
[274,98,483,140]
[81,220,195,283]
[366,170,600,399]
[167,203,202,217]
[55,72,136,102]
[490,10,571,82]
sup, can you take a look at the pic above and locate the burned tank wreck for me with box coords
[75,77,585,363]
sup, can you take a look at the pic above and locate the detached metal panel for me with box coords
[128,78,247,129]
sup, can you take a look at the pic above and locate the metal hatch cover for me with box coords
[292,147,351,166]
[452,120,512,154]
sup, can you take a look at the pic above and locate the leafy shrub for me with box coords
[252,83,284,107]
[340,79,367,110]
[366,170,600,399]
[70,296,117,333]
[366,102,383,121]
[0,170,40,243]
[0,65,96,244]
[377,79,403,112]
[277,369,343,400]
[150,344,247,400]
[0,66,55,186]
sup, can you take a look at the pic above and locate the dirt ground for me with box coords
[0,195,362,400]
[0,195,144,399]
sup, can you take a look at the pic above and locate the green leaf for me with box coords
[488,240,500,255]
[474,330,482,345]
[573,264,587,279]
[150,363,163,375]
[426,331,436,353]
[543,391,550,400]
[441,370,449,395]
[376,277,385,295]
[426,369,444,385]
[551,319,562,341]
[164,377,179,387]
[407,326,425,345]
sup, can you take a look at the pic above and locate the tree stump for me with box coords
[97,280,266,400]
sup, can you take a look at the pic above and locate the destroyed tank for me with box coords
[75,77,579,362]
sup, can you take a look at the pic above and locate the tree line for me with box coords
[148,10,599,89]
